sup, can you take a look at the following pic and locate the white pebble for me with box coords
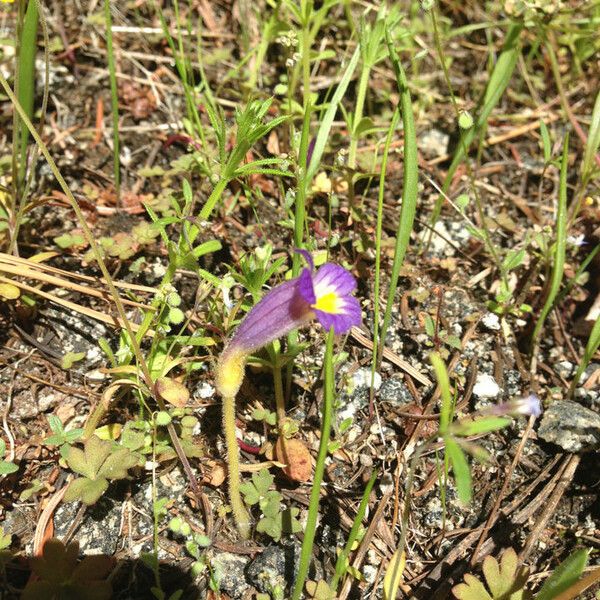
[473,374,501,399]
[481,312,501,331]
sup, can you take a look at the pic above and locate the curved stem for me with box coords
[223,393,251,539]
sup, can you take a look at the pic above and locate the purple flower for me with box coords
[485,394,542,419]
[223,252,361,357]
[298,263,361,335]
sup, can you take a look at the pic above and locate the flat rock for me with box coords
[537,400,600,452]
[212,552,250,598]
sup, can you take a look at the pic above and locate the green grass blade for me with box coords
[379,32,418,359]
[570,314,600,396]
[581,88,600,181]
[16,0,38,189]
[370,107,400,392]
[305,46,360,187]
[531,134,569,354]
[430,352,452,434]
[444,437,472,504]
[291,328,335,600]
[535,548,589,600]
[104,0,120,201]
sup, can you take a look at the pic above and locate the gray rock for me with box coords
[54,496,121,555]
[378,378,413,406]
[537,401,600,452]
[212,552,250,598]
[554,360,574,379]
[246,540,321,594]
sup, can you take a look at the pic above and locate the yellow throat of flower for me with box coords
[312,291,340,314]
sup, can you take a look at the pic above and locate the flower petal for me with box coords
[297,267,316,305]
[227,278,312,355]
[313,295,361,334]
[294,248,314,271]
[313,263,357,298]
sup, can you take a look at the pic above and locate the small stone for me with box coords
[195,381,215,399]
[473,374,501,399]
[538,401,600,452]
[419,129,449,157]
[481,313,501,331]
[554,360,574,379]
[212,552,250,599]
[378,378,413,406]
[350,367,382,391]
[246,541,321,594]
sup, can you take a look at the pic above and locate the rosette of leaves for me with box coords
[453,548,530,600]
[64,435,139,505]
[22,538,114,600]
[240,469,301,541]
[453,547,590,600]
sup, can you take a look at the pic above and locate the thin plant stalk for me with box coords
[222,389,252,539]
[330,469,378,593]
[272,357,286,427]
[286,99,312,399]
[370,106,399,399]
[291,328,335,600]
[378,34,418,363]
[104,0,121,202]
[347,64,371,171]
[430,21,522,220]
[530,134,569,370]
[300,0,313,112]
[305,46,360,186]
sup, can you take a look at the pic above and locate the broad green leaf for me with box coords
[535,548,589,600]
[445,437,472,503]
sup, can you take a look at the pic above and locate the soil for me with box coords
[0,1,599,599]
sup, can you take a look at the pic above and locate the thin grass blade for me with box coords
[379,32,418,362]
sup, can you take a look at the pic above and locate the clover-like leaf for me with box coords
[67,435,112,480]
[64,477,109,506]
[453,548,531,600]
[23,538,113,600]
[64,436,138,505]
[28,539,80,585]
[452,573,494,600]
[240,481,261,505]
[98,447,139,480]
[252,468,274,495]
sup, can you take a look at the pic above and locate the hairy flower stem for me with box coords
[222,392,251,539]
[216,348,252,538]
